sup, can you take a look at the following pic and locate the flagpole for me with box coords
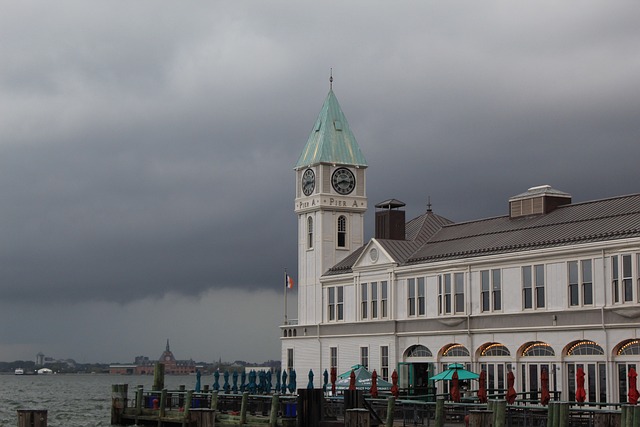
[284,269,288,325]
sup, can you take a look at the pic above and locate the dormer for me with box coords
[509,185,571,219]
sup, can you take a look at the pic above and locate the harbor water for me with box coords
[0,373,198,427]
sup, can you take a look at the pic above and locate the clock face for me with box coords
[302,168,315,196]
[332,168,355,195]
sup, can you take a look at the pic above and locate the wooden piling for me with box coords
[468,410,493,427]
[17,410,47,427]
[239,392,249,425]
[269,394,279,427]
[159,389,168,418]
[493,400,506,427]
[110,384,128,425]
[211,391,218,410]
[558,402,569,427]
[136,385,144,416]
[153,362,165,391]
[345,408,370,427]
[435,397,445,427]
[385,396,395,427]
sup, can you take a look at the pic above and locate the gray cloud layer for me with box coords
[0,1,639,362]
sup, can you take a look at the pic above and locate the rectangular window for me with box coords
[535,264,545,308]
[328,287,335,321]
[287,348,294,373]
[360,347,369,369]
[445,274,452,314]
[371,282,378,319]
[408,278,416,316]
[418,277,426,316]
[337,287,344,320]
[455,272,465,313]
[612,255,620,303]
[569,261,579,306]
[481,269,501,312]
[361,283,368,319]
[481,270,490,312]
[612,254,634,304]
[381,346,389,381]
[492,269,502,311]
[582,260,593,305]
[381,281,388,319]
[623,254,633,302]
[523,266,533,309]
[523,265,544,309]
[439,273,463,314]
[330,347,338,370]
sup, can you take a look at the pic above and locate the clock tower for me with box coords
[294,85,367,326]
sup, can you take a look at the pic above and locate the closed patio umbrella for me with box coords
[506,371,517,404]
[450,371,460,402]
[477,370,487,403]
[370,370,379,398]
[629,368,639,405]
[575,367,586,403]
[540,368,550,405]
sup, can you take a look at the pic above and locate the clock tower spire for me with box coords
[294,84,368,326]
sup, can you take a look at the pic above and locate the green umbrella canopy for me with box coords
[430,363,480,381]
[335,365,392,390]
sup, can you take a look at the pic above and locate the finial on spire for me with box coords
[329,68,333,90]
[427,196,432,212]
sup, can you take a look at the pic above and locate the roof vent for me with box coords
[509,185,571,218]
[375,199,406,240]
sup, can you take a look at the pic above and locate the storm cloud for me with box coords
[0,1,639,363]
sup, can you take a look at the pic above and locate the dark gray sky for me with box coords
[1,1,639,363]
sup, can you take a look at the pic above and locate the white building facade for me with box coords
[281,88,640,404]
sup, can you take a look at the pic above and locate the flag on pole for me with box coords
[286,274,294,289]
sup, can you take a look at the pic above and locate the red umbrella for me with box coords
[629,368,639,405]
[391,370,399,398]
[506,371,517,404]
[330,367,337,395]
[575,367,586,403]
[451,370,461,402]
[540,368,550,405]
[370,369,379,398]
[477,370,488,403]
[349,369,356,391]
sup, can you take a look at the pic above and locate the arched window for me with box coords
[522,341,555,357]
[567,341,604,356]
[617,340,640,356]
[442,344,470,357]
[406,345,433,358]
[481,343,511,357]
[307,216,313,249]
[337,215,347,248]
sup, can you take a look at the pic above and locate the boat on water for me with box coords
[37,368,54,374]
[14,368,24,375]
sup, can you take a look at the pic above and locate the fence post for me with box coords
[153,363,165,391]
[435,397,445,427]
[385,396,395,427]
[345,408,370,427]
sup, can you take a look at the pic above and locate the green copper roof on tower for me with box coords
[295,89,367,169]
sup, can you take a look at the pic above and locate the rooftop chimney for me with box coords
[375,199,406,240]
